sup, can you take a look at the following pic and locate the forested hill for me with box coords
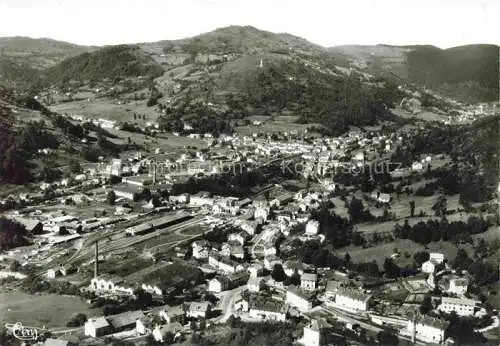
[0,26,495,136]
[0,36,93,69]
[41,45,165,85]
[330,44,499,103]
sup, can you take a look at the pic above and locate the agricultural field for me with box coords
[0,290,98,328]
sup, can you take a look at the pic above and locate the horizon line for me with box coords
[0,25,497,50]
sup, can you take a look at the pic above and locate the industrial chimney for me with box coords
[94,241,99,278]
[153,160,157,185]
[411,314,417,344]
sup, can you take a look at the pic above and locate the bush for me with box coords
[66,313,87,327]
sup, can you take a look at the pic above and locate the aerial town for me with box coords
[0,3,499,346]
[1,110,498,345]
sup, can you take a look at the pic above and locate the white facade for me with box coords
[438,297,479,316]
[141,283,163,296]
[300,322,321,346]
[186,302,210,319]
[90,276,134,296]
[421,260,437,274]
[249,308,286,322]
[411,162,423,171]
[286,289,313,312]
[301,273,317,291]
[407,318,447,344]
[334,290,371,312]
[208,254,244,274]
[192,241,209,260]
[84,317,110,337]
[254,207,269,221]
[208,278,226,293]
[429,253,444,263]
[305,220,319,236]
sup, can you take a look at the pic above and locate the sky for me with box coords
[0,0,498,48]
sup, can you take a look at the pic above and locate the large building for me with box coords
[299,319,326,346]
[407,314,449,344]
[208,253,245,274]
[90,275,134,296]
[249,296,288,322]
[334,289,372,312]
[84,317,111,338]
[300,273,317,291]
[447,277,469,296]
[438,297,480,316]
[286,286,314,312]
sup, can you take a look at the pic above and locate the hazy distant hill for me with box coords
[329,44,499,103]
[0,36,93,69]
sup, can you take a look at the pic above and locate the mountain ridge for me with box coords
[0,26,498,104]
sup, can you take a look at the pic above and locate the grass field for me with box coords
[392,106,445,122]
[236,115,320,136]
[341,238,475,267]
[179,225,205,236]
[0,290,98,328]
[50,98,160,124]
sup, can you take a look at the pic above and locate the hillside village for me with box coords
[0,105,498,345]
[0,24,498,346]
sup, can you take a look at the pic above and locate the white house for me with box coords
[334,289,372,312]
[186,302,211,319]
[192,241,210,260]
[158,305,184,324]
[305,220,319,236]
[84,317,111,337]
[249,297,287,322]
[286,286,313,312]
[208,277,229,293]
[407,315,449,344]
[422,253,445,274]
[370,192,391,204]
[300,273,317,291]
[208,253,244,274]
[299,319,325,346]
[234,297,249,312]
[429,253,445,263]
[438,297,480,316]
[254,206,270,221]
[411,162,423,171]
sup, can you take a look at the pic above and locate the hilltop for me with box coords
[329,43,499,103]
[41,44,164,86]
[0,36,93,69]
[0,26,497,135]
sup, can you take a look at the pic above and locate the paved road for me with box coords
[214,286,246,324]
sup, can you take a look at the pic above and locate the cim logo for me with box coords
[5,322,45,341]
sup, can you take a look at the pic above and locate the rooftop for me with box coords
[107,310,145,329]
[301,273,317,282]
[441,297,480,306]
[336,288,372,303]
[249,295,287,313]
